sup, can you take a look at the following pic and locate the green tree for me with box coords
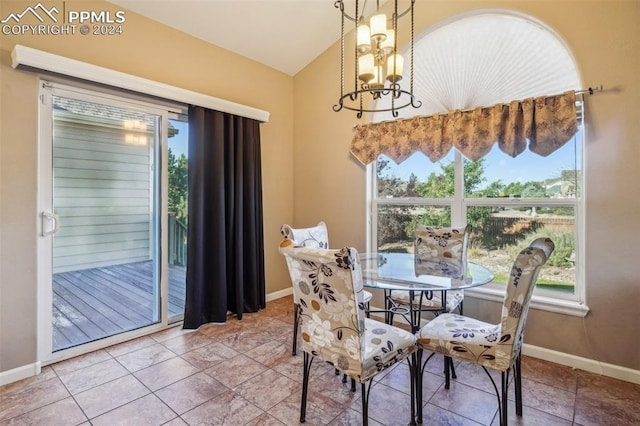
[168,147,188,223]
[376,159,413,245]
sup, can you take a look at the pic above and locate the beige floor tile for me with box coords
[179,341,239,370]
[133,357,199,391]
[428,380,498,425]
[115,342,177,372]
[233,369,300,411]
[181,390,264,425]
[155,372,228,414]
[0,376,70,421]
[74,374,149,419]
[1,396,86,426]
[204,353,268,388]
[90,394,176,426]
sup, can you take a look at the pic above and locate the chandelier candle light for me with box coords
[334,0,421,118]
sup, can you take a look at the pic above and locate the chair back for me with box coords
[500,237,555,364]
[279,242,367,376]
[280,221,329,249]
[414,224,471,277]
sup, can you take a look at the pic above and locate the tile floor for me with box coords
[1,295,639,425]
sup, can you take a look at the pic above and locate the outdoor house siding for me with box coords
[52,106,153,273]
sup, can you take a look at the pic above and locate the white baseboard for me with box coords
[0,361,41,386]
[365,303,640,385]
[522,343,640,385]
[266,287,292,302]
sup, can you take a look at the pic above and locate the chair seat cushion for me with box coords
[416,313,512,371]
[363,290,373,303]
[360,318,416,382]
[389,290,463,312]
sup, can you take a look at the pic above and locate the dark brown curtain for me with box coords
[183,106,265,329]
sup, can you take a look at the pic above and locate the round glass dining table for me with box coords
[359,252,494,331]
[359,252,494,291]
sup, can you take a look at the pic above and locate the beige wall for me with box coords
[294,1,640,371]
[1,0,638,377]
[0,0,294,372]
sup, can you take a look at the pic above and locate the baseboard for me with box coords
[365,303,640,385]
[0,361,41,386]
[522,343,640,385]
[266,287,292,302]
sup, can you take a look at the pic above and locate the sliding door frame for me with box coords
[36,78,185,365]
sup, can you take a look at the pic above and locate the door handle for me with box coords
[41,211,59,236]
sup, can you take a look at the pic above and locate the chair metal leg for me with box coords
[418,351,435,424]
[351,378,356,392]
[300,352,314,423]
[444,356,451,389]
[409,353,418,425]
[365,302,371,318]
[515,352,523,416]
[481,365,506,426]
[361,380,373,426]
[450,357,457,379]
[292,303,300,355]
[501,370,510,426]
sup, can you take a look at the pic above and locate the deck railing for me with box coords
[168,212,187,266]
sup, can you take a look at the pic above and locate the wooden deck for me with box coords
[52,261,186,352]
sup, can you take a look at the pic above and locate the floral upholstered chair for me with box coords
[279,241,418,425]
[415,238,554,426]
[387,224,471,387]
[280,222,372,355]
[388,224,471,319]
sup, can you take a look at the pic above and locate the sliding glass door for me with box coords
[38,82,187,358]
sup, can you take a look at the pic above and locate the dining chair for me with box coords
[279,241,418,425]
[415,237,555,426]
[387,224,471,386]
[280,221,372,355]
[387,224,471,321]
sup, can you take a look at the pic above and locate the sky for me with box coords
[168,119,188,158]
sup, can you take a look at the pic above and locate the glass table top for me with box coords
[360,252,494,291]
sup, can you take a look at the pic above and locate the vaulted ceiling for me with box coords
[108,0,385,76]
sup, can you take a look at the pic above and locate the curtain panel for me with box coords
[350,91,577,165]
[184,106,266,329]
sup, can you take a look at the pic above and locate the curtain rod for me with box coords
[576,85,603,96]
[356,86,604,127]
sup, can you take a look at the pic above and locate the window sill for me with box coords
[465,287,590,317]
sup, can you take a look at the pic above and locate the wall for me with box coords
[0,0,294,373]
[293,1,640,370]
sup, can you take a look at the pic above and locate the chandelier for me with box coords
[333,0,421,118]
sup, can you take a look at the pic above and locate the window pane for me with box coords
[376,152,455,198]
[464,128,582,199]
[377,205,451,252]
[466,205,575,294]
[168,119,188,324]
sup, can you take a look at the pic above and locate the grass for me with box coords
[491,272,575,293]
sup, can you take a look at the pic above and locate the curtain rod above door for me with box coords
[11,45,270,123]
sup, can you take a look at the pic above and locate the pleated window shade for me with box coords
[373,11,581,121]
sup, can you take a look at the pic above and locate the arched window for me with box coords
[368,10,586,312]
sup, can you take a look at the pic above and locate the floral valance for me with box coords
[350,91,577,165]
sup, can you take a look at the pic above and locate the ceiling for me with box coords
[107,0,384,76]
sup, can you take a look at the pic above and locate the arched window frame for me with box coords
[365,10,588,317]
